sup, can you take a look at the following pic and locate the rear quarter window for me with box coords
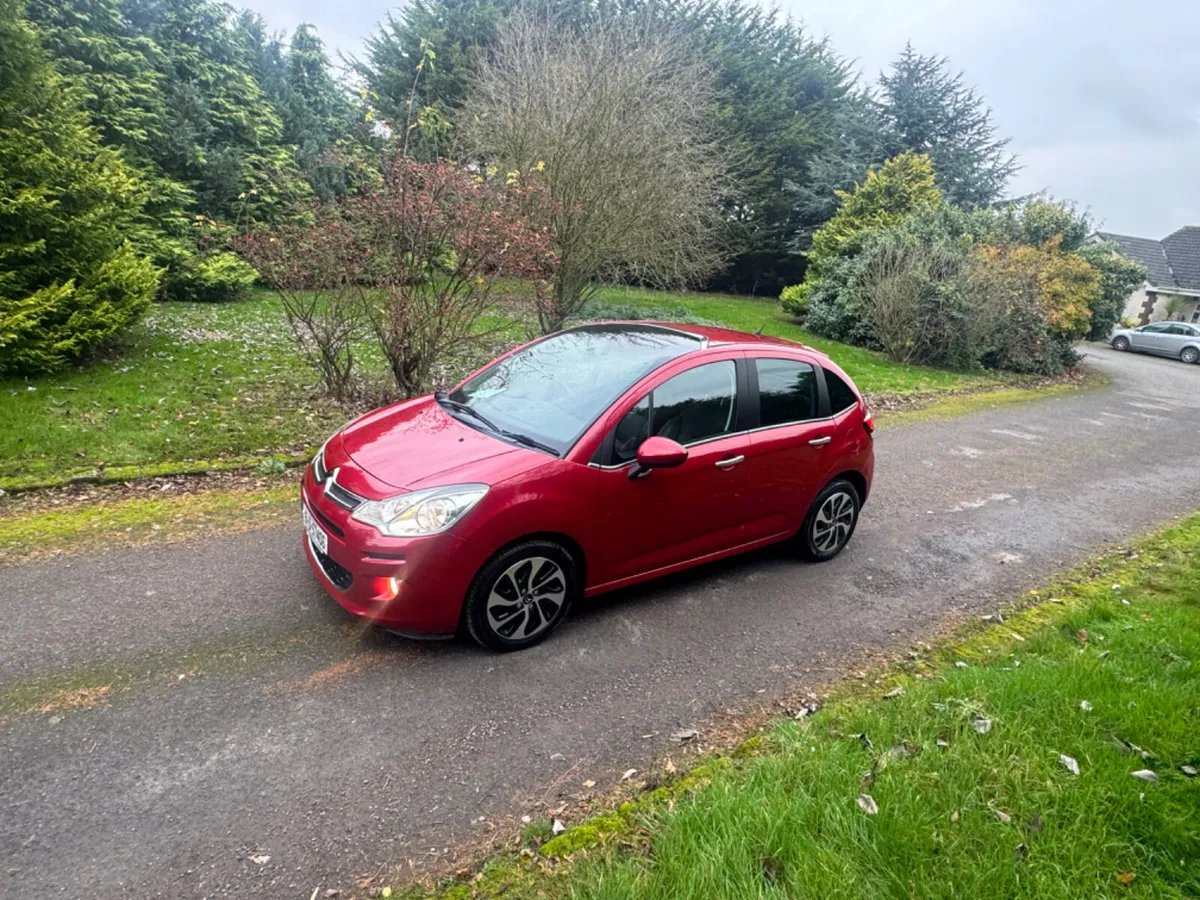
[824,369,859,414]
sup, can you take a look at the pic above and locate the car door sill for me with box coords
[585,531,793,597]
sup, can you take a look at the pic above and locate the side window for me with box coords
[611,361,737,462]
[1166,324,1192,336]
[755,358,817,426]
[824,369,859,414]
[1144,323,1169,333]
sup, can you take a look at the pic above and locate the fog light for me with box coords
[372,575,402,601]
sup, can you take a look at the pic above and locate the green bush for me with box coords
[0,0,159,373]
[779,283,808,317]
[163,251,259,303]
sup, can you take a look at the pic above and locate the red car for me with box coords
[301,322,874,651]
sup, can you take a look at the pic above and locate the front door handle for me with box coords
[808,436,832,447]
[714,455,744,469]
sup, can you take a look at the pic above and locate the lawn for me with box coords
[0,287,999,491]
[403,516,1200,900]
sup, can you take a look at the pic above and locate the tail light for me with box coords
[862,405,875,437]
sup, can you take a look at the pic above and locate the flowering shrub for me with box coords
[238,157,555,399]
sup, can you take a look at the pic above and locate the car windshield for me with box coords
[448,324,702,454]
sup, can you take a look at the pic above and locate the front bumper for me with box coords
[300,466,490,637]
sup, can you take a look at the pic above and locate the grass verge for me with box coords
[0,483,298,564]
[396,514,1200,900]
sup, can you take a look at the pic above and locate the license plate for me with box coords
[302,503,328,555]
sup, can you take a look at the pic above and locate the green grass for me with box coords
[0,286,1009,490]
[404,516,1200,900]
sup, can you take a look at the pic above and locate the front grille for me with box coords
[311,504,344,538]
[312,448,328,484]
[311,540,354,591]
[325,471,365,511]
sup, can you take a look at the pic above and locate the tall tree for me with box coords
[0,0,159,372]
[877,44,1018,209]
[358,0,857,294]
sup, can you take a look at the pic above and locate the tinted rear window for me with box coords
[755,358,817,426]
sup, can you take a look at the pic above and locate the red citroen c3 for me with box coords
[301,322,874,651]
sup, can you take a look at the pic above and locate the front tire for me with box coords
[1182,346,1199,365]
[464,540,578,652]
[1112,336,1130,351]
[798,479,861,562]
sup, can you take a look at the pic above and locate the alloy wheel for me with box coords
[812,491,855,553]
[485,556,567,640]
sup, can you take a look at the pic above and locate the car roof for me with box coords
[566,320,818,354]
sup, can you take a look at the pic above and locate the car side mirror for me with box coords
[629,436,688,480]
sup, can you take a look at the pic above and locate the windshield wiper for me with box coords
[499,431,560,456]
[435,392,560,457]
[436,391,502,432]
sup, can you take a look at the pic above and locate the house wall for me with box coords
[1122,285,1200,324]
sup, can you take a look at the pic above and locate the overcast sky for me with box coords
[245,0,1200,238]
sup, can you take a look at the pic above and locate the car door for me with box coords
[582,357,752,584]
[1164,323,1193,357]
[1131,322,1171,354]
[739,354,833,540]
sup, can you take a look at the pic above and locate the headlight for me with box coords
[351,484,489,537]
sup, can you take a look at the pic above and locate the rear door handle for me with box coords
[714,455,744,469]
[808,436,832,447]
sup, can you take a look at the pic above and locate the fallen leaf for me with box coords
[883,686,905,699]
[936,738,950,748]
[993,807,1012,823]
[950,809,959,822]
[250,855,270,865]
[1060,754,1080,776]
[1116,872,1136,885]
[620,768,637,781]
[1015,842,1028,859]
[670,728,700,743]
[1131,769,1158,782]
[664,759,677,774]
[551,819,566,835]
[582,780,595,789]
[1076,629,1088,643]
[856,793,878,815]
[521,815,532,824]
[1011,631,1025,642]
[381,888,393,898]
[1080,700,1093,712]
[955,661,968,669]
[1181,765,1197,777]
[855,732,874,751]
[971,716,993,735]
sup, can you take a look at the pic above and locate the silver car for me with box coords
[1111,321,1200,364]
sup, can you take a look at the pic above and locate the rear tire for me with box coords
[1182,346,1199,365]
[464,540,578,652]
[1112,336,1130,351]
[798,479,861,562]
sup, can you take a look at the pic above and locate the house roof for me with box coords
[1161,227,1200,291]
[1095,226,1200,292]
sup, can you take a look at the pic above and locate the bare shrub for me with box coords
[458,9,733,332]
[238,156,556,399]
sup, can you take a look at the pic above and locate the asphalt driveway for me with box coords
[3,343,1200,899]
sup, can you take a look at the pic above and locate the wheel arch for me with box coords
[476,530,588,589]
[830,469,869,506]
